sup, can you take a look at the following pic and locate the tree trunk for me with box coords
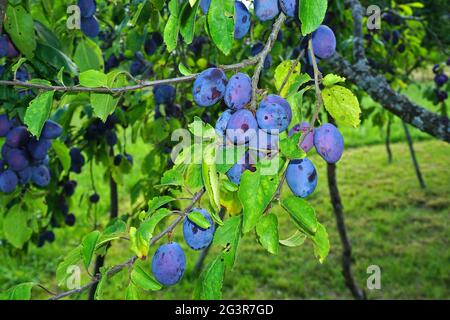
[327,163,366,300]
[386,118,393,164]
[402,121,426,189]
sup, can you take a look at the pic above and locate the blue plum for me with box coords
[289,122,314,153]
[152,242,186,286]
[226,109,258,145]
[1,144,12,160]
[0,114,12,136]
[152,32,164,46]
[41,120,62,139]
[89,193,100,203]
[312,25,336,59]
[249,129,279,160]
[31,165,51,187]
[200,0,211,14]
[192,68,228,107]
[6,126,29,147]
[434,74,448,87]
[0,35,19,58]
[70,148,85,173]
[153,85,176,105]
[226,151,257,185]
[254,0,280,21]
[65,214,76,226]
[81,16,100,38]
[144,38,157,56]
[6,149,30,172]
[224,73,252,110]
[130,58,146,76]
[0,170,18,193]
[215,109,233,138]
[286,158,318,198]
[313,123,344,163]
[183,208,215,250]
[234,1,251,39]
[256,95,292,133]
[17,167,32,185]
[78,0,96,18]
[0,36,8,57]
[105,131,117,146]
[279,0,298,17]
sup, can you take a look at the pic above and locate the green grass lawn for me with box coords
[1,139,448,300]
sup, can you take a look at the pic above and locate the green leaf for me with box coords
[3,205,32,249]
[311,223,330,263]
[97,219,127,247]
[184,163,204,192]
[299,0,328,35]
[282,196,318,235]
[187,211,211,229]
[279,231,307,247]
[216,144,246,174]
[56,246,81,287]
[178,62,193,76]
[5,5,36,57]
[207,0,235,55]
[213,215,241,269]
[256,213,279,255]
[163,0,181,52]
[274,60,301,97]
[180,0,200,44]
[125,283,140,300]
[130,209,171,259]
[322,74,346,87]
[94,266,110,300]
[238,167,279,233]
[73,38,104,72]
[147,196,176,214]
[0,282,35,300]
[159,165,185,187]
[52,140,71,176]
[79,70,108,88]
[11,58,27,73]
[287,86,313,127]
[279,132,306,160]
[24,91,54,137]
[35,43,78,75]
[81,231,101,270]
[322,85,361,128]
[202,146,222,224]
[132,265,162,291]
[91,71,126,121]
[193,254,225,300]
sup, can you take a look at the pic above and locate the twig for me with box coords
[277,49,305,95]
[250,13,287,112]
[0,0,7,34]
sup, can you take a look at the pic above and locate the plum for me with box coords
[0,169,18,194]
[152,242,186,286]
[183,208,215,250]
[256,95,292,133]
[434,74,448,87]
[314,123,344,163]
[234,1,251,39]
[6,149,30,172]
[279,0,298,17]
[81,16,100,38]
[65,214,76,226]
[152,32,163,46]
[77,0,96,18]
[6,126,29,147]
[200,0,211,14]
[0,35,19,58]
[129,58,145,76]
[114,154,123,166]
[226,151,256,185]
[215,109,233,138]
[0,114,12,136]
[153,85,176,105]
[41,120,62,139]
[17,167,32,185]
[391,30,399,45]
[226,109,258,145]
[89,193,100,203]
[286,158,318,198]
[249,129,279,160]
[63,180,77,197]
[0,36,8,57]
[70,148,85,173]
[289,122,314,153]
[31,165,51,187]
[193,68,228,107]
[144,38,157,56]
[224,73,252,110]
[312,25,336,59]
[254,0,280,21]
[105,131,117,146]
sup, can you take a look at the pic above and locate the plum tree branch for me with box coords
[0,0,7,34]
[331,0,450,142]
[250,12,287,112]
[49,189,205,300]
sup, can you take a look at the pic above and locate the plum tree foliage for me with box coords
[0,0,443,301]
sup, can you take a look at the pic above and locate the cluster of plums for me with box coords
[153,85,183,120]
[432,62,449,103]
[152,208,214,286]
[0,115,62,193]
[78,0,100,38]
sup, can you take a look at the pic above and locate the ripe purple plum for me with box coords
[254,0,280,21]
[41,120,62,139]
[226,109,258,145]
[183,208,215,250]
[32,165,51,187]
[234,1,251,39]
[215,110,233,138]
[81,16,100,38]
[249,129,279,160]
[192,68,228,107]
[6,126,29,147]
[256,95,292,133]
[289,122,314,153]
[313,123,344,164]
[6,149,30,172]
[226,151,257,185]
[312,25,336,59]
[434,74,448,87]
[286,158,318,198]
[279,0,298,17]
[0,170,18,193]
[0,114,12,136]
[224,73,252,110]
[200,0,211,14]
[152,242,186,286]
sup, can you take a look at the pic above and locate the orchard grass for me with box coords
[1,138,448,300]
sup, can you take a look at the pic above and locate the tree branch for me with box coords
[0,0,7,34]
[49,189,205,300]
